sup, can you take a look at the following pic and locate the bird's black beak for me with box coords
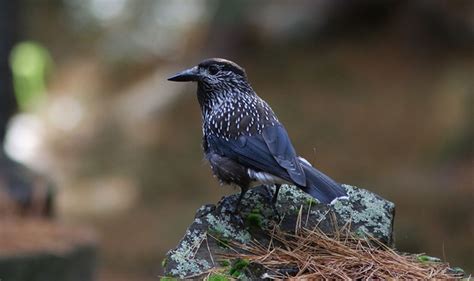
[167,66,200,82]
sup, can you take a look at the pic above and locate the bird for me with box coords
[168,58,347,211]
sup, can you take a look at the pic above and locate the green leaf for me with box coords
[417,255,441,263]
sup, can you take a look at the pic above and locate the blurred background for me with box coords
[0,0,472,280]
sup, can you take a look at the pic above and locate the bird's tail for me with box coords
[298,160,348,204]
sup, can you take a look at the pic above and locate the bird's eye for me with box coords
[208,65,219,75]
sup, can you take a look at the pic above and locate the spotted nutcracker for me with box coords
[168,58,347,211]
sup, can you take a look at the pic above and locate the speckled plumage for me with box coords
[168,58,347,210]
[200,80,278,139]
[197,61,278,141]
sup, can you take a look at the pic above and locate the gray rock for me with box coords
[163,184,395,279]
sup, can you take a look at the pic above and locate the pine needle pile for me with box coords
[222,223,464,279]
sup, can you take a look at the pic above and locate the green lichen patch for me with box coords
[275,184,320,215]
[168,229,211,278]
[279,184,316,205]
[205,213,251,243]
[332,184,394,240]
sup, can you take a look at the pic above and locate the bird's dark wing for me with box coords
[261,124,306,185]
[207,124,306,186]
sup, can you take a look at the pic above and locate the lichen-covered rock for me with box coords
[163,184,395,279]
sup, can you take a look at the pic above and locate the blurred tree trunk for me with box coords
[0,0,19,143]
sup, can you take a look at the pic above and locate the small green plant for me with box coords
[229,258,250,278]
[417,255,441,263]
[245,208,264,229]
[245,212,263,229]
[161,257,168,268]
[219,259,231,267]
[208,273,230,281]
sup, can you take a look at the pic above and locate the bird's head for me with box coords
[168,58,248,90]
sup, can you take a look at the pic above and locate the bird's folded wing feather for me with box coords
[207,124,306,186]
[262,125,306,186]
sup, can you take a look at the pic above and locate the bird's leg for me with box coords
[272,184,281,206]
[270,184,282,219]
[264,184,274,199]
[234,186,248,213]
